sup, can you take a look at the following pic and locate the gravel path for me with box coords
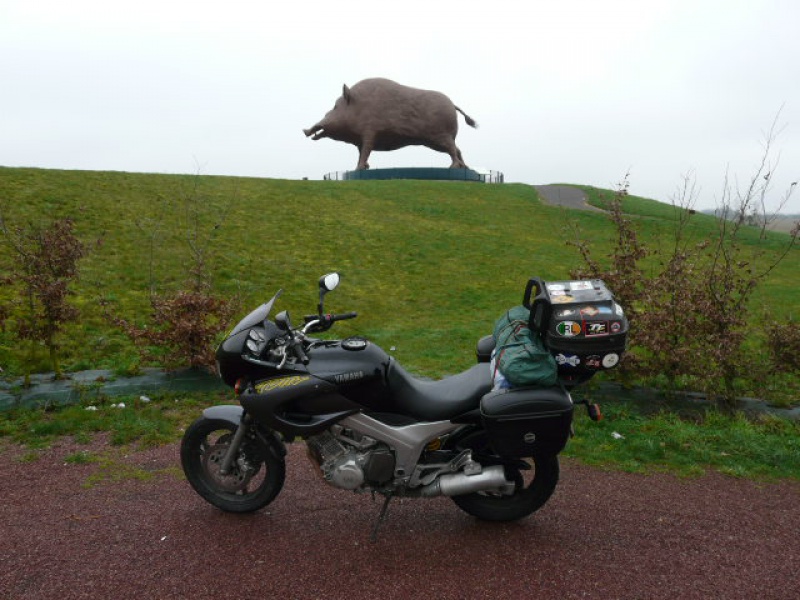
[1,437,798,600]
[535,184,605,212]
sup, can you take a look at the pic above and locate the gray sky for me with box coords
[2,0,799,212]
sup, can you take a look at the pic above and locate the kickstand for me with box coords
[370,493,394,543]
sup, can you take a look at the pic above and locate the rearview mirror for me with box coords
[318,272,340,315]
[320,272,340,292]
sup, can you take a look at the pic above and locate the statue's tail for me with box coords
[455,106,478,128]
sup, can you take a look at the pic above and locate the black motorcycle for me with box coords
[181,273,622,531]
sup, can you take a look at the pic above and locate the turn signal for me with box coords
[587,403,603,422]
[234,378,245,396]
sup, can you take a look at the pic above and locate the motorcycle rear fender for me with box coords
[201,404,287,458]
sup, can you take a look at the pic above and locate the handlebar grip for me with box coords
[292,343,310,365]
[333,312,358,321]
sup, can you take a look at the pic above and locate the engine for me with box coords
[305,428,395,491]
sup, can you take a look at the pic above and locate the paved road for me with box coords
[2,437,798,599]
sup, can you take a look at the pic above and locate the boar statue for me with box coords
[303,78,477,170]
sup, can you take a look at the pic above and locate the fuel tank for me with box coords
[306,338,396,413]
[240,338,396,437]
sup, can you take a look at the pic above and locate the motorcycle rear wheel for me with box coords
[451,454,559,521]
[181,417,285,513]
[449,429,560,522]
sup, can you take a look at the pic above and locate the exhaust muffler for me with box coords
[419,465,514,497]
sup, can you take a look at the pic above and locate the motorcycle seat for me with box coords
[386,360,492,421]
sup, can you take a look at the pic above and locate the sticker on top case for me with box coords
[555,353,581,367]
[585,322,609,336]
[556,321,582,337]
[602,353,620,368]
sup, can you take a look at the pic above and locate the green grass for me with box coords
[2,391,797,481]
[578,184,799,316]
[565,401,800,479]
[0,391,222,449]
[1,167,797,382]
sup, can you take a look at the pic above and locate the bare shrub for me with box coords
[113,283,235,371]
[570,121,798,406]
[765,317,800,374]
[109,175,236,372]
[0,216,87,382]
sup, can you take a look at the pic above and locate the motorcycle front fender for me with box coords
[201,404,286,458]
[202,404,244,426]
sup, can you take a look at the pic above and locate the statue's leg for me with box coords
[357,140,373,170]
[433,136,467,169]
[448,145,467,169]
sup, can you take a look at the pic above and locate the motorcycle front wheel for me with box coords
[180,417,286,513]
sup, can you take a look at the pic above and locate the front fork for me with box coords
[219,413,252,475]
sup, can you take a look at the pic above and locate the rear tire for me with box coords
[180,417,285,513]
[451,454,559,521]
[448,428,560,521]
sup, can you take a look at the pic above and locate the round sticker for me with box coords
[602,353,620,368]
[610,321,622,334]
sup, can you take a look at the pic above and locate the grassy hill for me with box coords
[0,167,798,381]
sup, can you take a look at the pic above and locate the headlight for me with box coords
[248,329,266,342]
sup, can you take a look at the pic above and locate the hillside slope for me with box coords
[0,167,797,378]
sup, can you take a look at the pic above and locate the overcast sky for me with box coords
[2,0,799,212]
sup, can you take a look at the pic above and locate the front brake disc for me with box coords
[202,443,254,493]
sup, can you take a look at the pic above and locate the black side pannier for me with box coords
[523,277,628,385]
[480,385,574,457]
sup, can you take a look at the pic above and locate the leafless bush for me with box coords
[765,317,800,374]
[109,175,236,371]
[571,120,798,406]
[0,216,87,382]
[113,283,235,371]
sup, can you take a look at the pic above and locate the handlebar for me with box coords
[303,312,358,333]
[273,312,359,369]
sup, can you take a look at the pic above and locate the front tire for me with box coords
[180,417,285,513]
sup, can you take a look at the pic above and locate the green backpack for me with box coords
[493,306,558,387]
